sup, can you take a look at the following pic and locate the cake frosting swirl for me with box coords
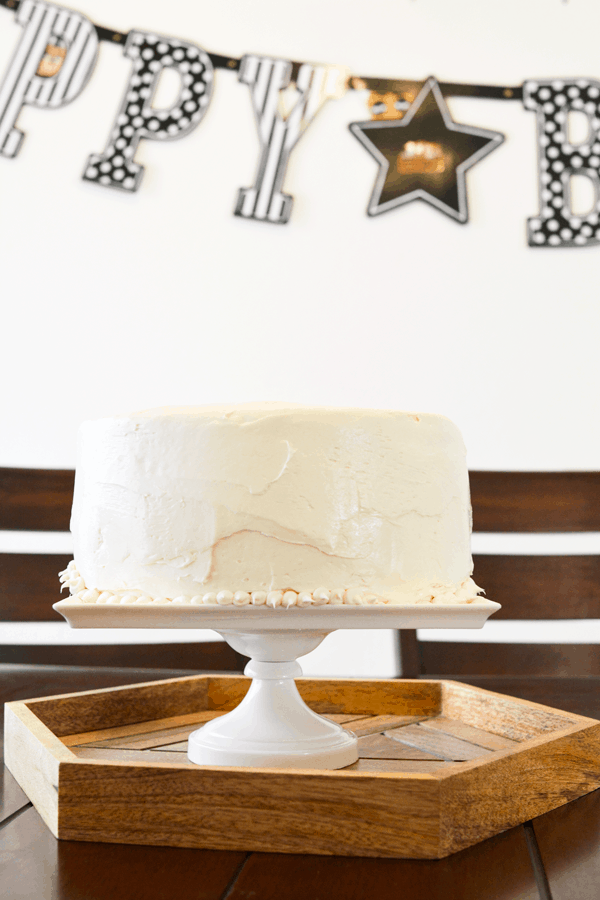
[63,403,483,607]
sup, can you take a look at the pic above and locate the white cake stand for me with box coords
[54,600,500,770]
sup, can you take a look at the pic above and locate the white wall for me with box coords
[1,0,599,673]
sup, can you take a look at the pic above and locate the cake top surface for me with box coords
[94,401,459,434]
[100,402,454,427]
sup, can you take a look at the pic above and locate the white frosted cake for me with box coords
[60,403,483,608]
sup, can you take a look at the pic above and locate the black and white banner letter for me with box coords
[524,79,600,247]
[236,56,348,224]
[0,0,98,158]
[83,30,214,192]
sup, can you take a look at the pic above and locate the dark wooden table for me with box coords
[2,665,600,900]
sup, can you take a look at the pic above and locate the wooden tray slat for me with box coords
[386,723,493,762]
[76,715,226,751]
[5,674,600,859]
[154,741,190,752]
[62,710,221,746]
[415,715,518,751]
[321,713,371,725]
[70,746,190,765]
[346,714,426,737]
[347,759,452,774]
[357,733,444,761]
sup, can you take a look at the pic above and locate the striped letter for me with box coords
[524,78,600,247]
[83,31,213,192]
[236,56,348,224]
[0,0,98,158]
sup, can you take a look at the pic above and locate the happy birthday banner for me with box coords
[1,0,600,247]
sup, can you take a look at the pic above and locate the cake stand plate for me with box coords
[53,600,499,632]
[53,599,500,770]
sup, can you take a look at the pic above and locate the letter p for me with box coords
[0,0,98,158]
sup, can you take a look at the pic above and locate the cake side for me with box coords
[64,404,482,607]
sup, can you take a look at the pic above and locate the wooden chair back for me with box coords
[400,472,600,678]
[0,468,243,670]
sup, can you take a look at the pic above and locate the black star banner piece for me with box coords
[349,76,504,222]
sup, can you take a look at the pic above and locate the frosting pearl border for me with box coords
[59,560,482,608]
[59,561,388,607]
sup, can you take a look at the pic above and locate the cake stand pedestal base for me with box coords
[53,599,501,770]
[187,630,358,769]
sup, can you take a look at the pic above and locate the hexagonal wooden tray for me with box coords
[5,675,600,858]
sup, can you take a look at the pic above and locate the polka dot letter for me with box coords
[524,79,600,247]
[83,30,213,192]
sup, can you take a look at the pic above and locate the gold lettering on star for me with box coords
[397,141,446,174]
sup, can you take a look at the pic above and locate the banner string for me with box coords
[0,0,521,98]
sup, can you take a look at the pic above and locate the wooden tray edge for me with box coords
[439,717,600,855]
